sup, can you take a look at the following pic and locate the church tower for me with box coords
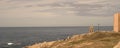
[114,13,120,32]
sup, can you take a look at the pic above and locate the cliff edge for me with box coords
[24,32,120,48]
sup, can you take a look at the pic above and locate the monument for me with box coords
[114,13,120,32]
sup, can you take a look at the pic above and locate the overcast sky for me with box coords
[0,0,120,27]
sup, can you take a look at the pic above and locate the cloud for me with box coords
[7,0,41,3]
[0,0,117,26]
[30,0,120,16]
[1,0,120,17]
[24,5,33,8]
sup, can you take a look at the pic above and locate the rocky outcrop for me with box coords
[114,41,120,48]
[24,41,56,48]
[24,32,120,48]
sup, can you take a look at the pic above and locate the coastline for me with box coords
[24,32,120,48]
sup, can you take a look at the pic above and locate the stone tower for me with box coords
[89,25,94,33]
[114,13,120,32]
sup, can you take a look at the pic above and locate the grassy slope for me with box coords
[25,32,120,48]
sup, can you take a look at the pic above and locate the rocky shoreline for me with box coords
[24,32,120,48]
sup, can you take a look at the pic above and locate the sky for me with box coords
[0,0,120,27]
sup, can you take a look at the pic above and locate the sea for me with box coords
[0,26,113,48]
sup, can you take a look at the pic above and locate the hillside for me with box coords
[24,32,120,48]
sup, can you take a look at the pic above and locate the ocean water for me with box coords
[0,26,113,48]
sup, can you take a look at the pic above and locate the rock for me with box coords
[114,41,120,48]
[25,41,56,48]
[24,32,120,48]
